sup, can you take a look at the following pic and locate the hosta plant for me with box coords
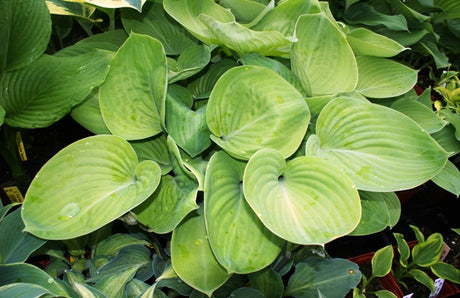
[0,0,456,297]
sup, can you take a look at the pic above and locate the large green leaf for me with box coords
[71,89,111,135]
[22,135,161,240]
[356,56,418,98]
[93,267,138,298]
[0,0,51,72]
[171,207,231,296]
[243,148,361,245]
[0,208,46,264]
[167,45,211,84]
[291,12,358,96]
[204,151,283,274]
[206,65,309,160]
[99,33,167,140]
[121,1,196,55]
[0,283,53,297]
[163,0,235,45]
[350,191,400,236]
[198,14,293,57]
[285,258,361,297]
[431,160,460,197]
[345,3,408,31]
[0,263,76,297]
[346,27,408,57]
[0,50,112,129]
[306,97,448,191]
[165,85,211,157]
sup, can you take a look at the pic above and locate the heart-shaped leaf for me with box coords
[0,0,51,72]
[0,50,112,129]
[121,1,196,55]
[291,12,358,96]
[355,56,418,98]
[206,65,309,160]
[171,207,231,296]
[22,135,161,240]
[99,33,167,140]
[243,148,361,245]
[204,151,284,274]
[306,97,448,191]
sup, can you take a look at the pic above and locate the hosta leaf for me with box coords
[171,207,231,296]
[0,0,51,72]
[163,0,235,45]
[206,65,309,160]
[204,151,283,274]
[345,3,408,31]
[240,53,304,93]
[412,233,444,267]
[168,45,211,84]
[94,233,149,258]
[440,109,460,141]
[72,283,107,298]
[77,0,146,12]
[291,13,358,96]
[252,0,321,37]
[350,191,400,236]
[46,0,97,20]
[285,258,361,297]
[243,148,360,245]
[0,50,112,129]
[0,263,75,297]
[22,135,161,240]
[126,279,149,297]
[408,269,435,293]
[0,106,4,127]
[431,262,460,284]
[99,33,167,140]
[248,267,284,298]
[394,233,410,267]
[391,98,447,133]
[187,59,237,100]
[93,267,138,298]
[431,160,460,197]
[0,283,52,297]
[71,89,111,135]
[375,290,398,298]
[121,1,196,55]
[229,288,265,297]
[165,85,211,157]
[198,14,293,57]
[431,125,460,156]
[356,56,418,98]
[371,245,394,277]
[306,97,448,191]
[220,0,267,23]
[129,134,172,175]
[346,28,408,57]
[0,208,46,264]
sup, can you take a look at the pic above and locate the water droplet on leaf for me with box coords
[58,203,81,221]
[194,239,203,246]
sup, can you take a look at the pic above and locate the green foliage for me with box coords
[0,0,457,296]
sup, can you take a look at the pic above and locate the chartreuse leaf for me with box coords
[243,148,360,245]
[129,134,172,175]
[285,258,361,297]
[412,233,444,267]
[79,0,146,12]
[198,14,293,57]
[121,1,196,55]
[166,85,211,157]
[0,50,112,129]
[248,267,284,298]
[394,233,410,268]
[0,283,53,297]
[431,262,460,284]
[252,0,321,37]
[0,263,76,296]
[22,135,161,240]
[94,234,149,258]
[0,0,51,72]
[432,161,460,196]
[409,269,435,293]
[171,207,231,296]
[46,0,97,20]
[291,13,358,96]
[356,56,418,98]
[0,208,45,264]
[391,98,447,133]
[346,27,408,57]
[94,267,138,298]
[410,225,425,243]
[71,89,111,135]
[168,45,211,84]
[163,0,235,45]
[99,33,167,140]
[371,245,393,277]
[206,65,309,160]
[350,191,400,236]
[375,290,398,298]
[306,97,448,191]
[204,151,283,274]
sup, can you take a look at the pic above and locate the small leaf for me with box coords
[371,245,394,277]
[410,225,426,243]
[99,33,167,140]
[412,233,444,267]
[431,262,460,284]
[408,269,435,293]
[168,45,211,83]
[431,160,460,197]
[22,135,161,240]
[375,290,398,298]
[355,56,418,98]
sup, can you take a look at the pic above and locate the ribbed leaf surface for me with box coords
[392,98,447,133]
[346,28,408,57]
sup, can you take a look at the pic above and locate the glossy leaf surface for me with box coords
[371,245,393,277]
[22,135,161,239]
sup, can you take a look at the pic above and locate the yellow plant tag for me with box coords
[16,131,28,161]
[3,186,24,203]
